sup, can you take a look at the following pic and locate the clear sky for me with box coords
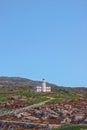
[0,0,87,87]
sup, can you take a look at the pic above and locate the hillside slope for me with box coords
[0,76,87,94]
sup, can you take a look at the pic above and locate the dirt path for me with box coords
[0,97,53,116]
[0,97,59,129]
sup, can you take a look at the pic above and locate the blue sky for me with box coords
[0,0,87,87]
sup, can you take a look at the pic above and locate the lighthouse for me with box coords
[35,79,51,92]
[42,79,46,92]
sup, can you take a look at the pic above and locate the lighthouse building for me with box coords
[35,79,51,92]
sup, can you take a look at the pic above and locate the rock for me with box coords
[84,118,87,123]
[12,112,22,118]
[48,114,58,119]
[23,116,39,121]
[66,117,71,124]
[64,105,71,109]
[4,103,10,108]
[61,118,67,124]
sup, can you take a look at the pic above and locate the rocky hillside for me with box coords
[0,76,87,94]
[0,76,60,91]
[0,76,58,88]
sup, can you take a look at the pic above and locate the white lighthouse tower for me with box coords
[42,79,46,92]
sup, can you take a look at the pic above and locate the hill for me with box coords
[0,76,87,94]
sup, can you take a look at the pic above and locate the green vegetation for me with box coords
[0,84,86,109]
[18,90,84,105]
[19,90,38,97]
[26,97,48,105]
[19,90,48,105]
[46,93,83,104]
[53,124,87,130]
[19,89,85,105]
[83,94,87,98]
[0,108,10,114]
[0,87,85,104]
[0,95,8,101]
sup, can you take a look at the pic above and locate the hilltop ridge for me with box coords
[0,76,87,94]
